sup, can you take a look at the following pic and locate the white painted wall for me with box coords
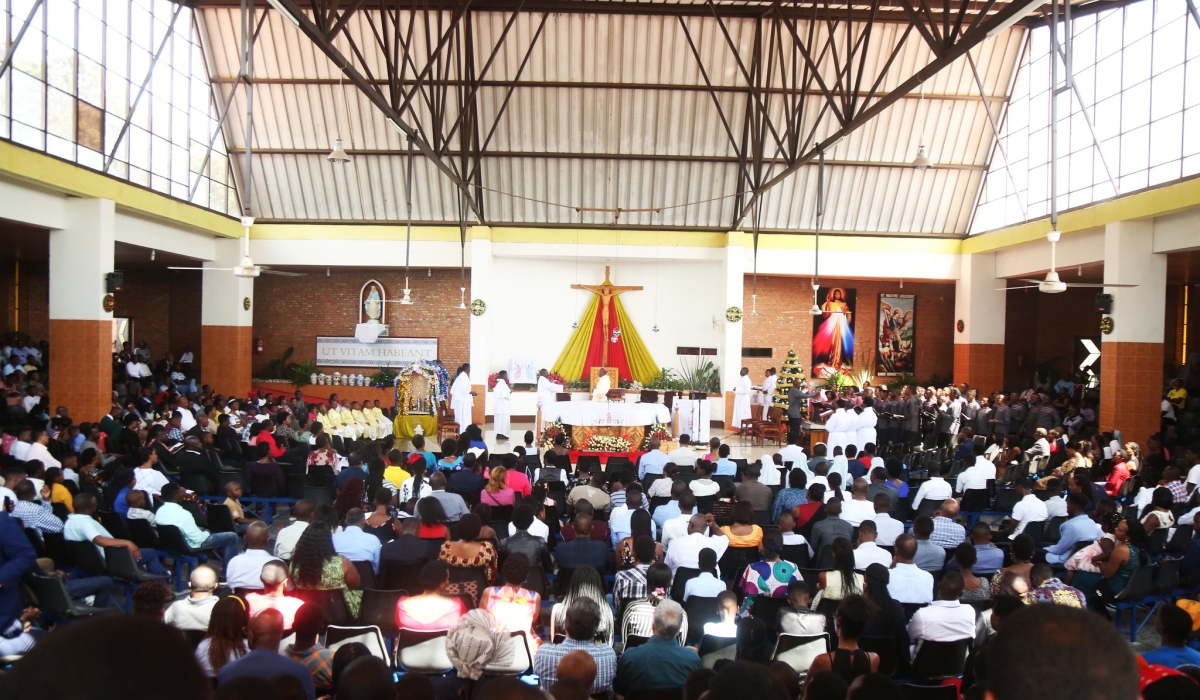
[50,199,115,321]
[114,212,218,261]
[994,228,1106,279]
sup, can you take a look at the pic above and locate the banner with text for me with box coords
[316,337,438,367]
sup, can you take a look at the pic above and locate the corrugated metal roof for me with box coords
[196,8,1024,234]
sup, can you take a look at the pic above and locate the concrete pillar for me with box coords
[468,226,491,426]
[201,237,254,397]
[953,252,1006,396]
[722,231,745,428]
[1100,220,1166,445]
[49,198,115,421]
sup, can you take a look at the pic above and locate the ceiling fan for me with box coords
[1000,230,1133,293]
[168,217,305,278]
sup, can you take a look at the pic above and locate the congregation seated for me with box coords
[379,516,440,587]
[217,608,316,700]
[906,571,975,657]
[802,595,880,690]
[683,547,727,601]
[501,504,553,572]
[614,508,662,569]
[395,560,467,631]
[613,600,701,695]
[439,512,499,587]
[550,565,614,645]
[555,512,609,572]
[722,500,764,551]
[332,507,382,575]
[481,553,543,650]
[954,542,993,603]
[703,590,739,638]
[911,516,946,573]
[777,580,827,636]
[887,535,934,605]
[283,602,336,696]
[194,596,249,678]
[814,537,863,606]
[64,492,167,576]
[621,562,686,644]
[163,565,219,632]
[560,499,610,544]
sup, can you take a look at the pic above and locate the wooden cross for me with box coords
[571,266,642,366]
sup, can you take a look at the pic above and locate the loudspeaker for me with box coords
[106,271,124,293]
[1095,293,1112,314]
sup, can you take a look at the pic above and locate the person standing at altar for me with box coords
[450,364,477,432]
[592,369,611,402]
[536,370,563,433]
[732,367,753,432]
[493,371,512,442]
[761,368,777,420]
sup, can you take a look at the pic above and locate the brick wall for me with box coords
[110,269,202,362]
[0,260,49,341]
[251,269,471,376]
[740,275,955,385]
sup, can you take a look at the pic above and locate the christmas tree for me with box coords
[774,349,804,420]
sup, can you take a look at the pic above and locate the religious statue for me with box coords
[571,266,642,367]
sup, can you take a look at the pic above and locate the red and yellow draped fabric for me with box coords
[552,290,657,385]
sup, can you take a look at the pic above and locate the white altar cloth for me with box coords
[673,399,711,442]
[544,401,671,426]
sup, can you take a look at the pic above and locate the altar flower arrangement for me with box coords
[546,372,566,386]
[488,371,502,389]
[586,434,632,452]
[642,421,672,449]
[540,421,568,450]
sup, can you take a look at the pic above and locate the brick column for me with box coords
[722,231,744,429]
[201,237,254,397]
[1100,221,1165,446]
[469,226,490,426]
[953,252,1006,395]
[49,198,115,422]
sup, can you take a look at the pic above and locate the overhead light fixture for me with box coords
[808,281,823,315]
[458,287,467,310]
[265,0,300,27]
[327,138,350,164]
[387,118,405,135]
[986,0,1045,39]
[911,144,933,169]
[150,249,155,261]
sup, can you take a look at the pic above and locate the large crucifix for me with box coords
[572,265,642,366]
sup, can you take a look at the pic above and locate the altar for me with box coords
[393,414,438,441]
[544,400,672,451]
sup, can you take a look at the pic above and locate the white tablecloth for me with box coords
[673,398,711,442]
[544,401,671,426]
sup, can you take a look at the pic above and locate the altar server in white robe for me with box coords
[536,369,563,432]
[760,368,777,420]
[732,367,754,430]
[450,364,475,431]
[492,370,512,441]
[826,399,853,455]
[591,368,611,402]
[855,399,878,452]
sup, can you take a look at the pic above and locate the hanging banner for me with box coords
[812,287,856,377]
[316,337,438,367]
[876,294,916,377]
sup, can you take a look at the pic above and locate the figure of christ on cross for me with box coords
[571,266,642,367]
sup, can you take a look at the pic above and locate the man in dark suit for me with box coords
[903,385,923,447]
[555,512,610,572]
[786,379,816,445]
[175,436,221,494]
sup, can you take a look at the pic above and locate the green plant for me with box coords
[823,371,853,391]
[565,379,590,390]
[679,357,720,393]
[647,367,684,391]
[851,368,873,388]
[290,360,319,387]
[889,371,917,389]
[370,367,399,388]
[926,372,951,388]
[267,346,296,380]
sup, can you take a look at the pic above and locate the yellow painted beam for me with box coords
[249,223,465,241]
[753,233,963,254]
[489,228,730,248]
[0,140,242,237]
[964,174,1200,254]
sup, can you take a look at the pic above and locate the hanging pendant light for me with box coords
[399,137,414,304]
[327,138,350,164]
[911,84,934,170]
[809,151,826,316]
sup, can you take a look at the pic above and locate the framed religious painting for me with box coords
[876,294,916,377]
[811,287,856,377]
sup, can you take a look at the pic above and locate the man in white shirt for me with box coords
[841,479,877,527]
[887,535,934,605]
[274,500,315,560]
[9,429,32,461]
[126,359,151,380]
[133,447,169,498]
[164,566,220,632]
[661,493,698,548]
[1001,478,1049,538]
[24,429,61,470]
[1184,445,1200,494]
[536,369,563,433]
[870,495,904,546]
[683,548,728,601]
[333,508,384,574]
[665,514,730,575]
[911,464,953,509]
[224,522,282,592]
[853,520,893,569]
[175,397,197,432]
[732,367,753,430]
[608,486,656,547]
[1042,478,1068,519]
[760,369,777,421]
[955,443,995,494]
[777,438,808,474]
[667,435,698,468]
[906,572,976,658]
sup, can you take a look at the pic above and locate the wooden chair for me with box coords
[757,407,786,447]
[436,401,459,442]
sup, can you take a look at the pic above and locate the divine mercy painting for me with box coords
[812,287,856,377]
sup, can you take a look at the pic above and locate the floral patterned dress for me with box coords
[438,541,498,605]
[737,559,799,615]
[291,556,362,618]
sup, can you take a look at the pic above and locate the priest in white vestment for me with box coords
[732,367,753,430]
[591,369,611,402]
[492,370,512,441]
[855,400,878,451]
[450,364,475,431]
[536,369,564,432]
[760,369,777,420]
